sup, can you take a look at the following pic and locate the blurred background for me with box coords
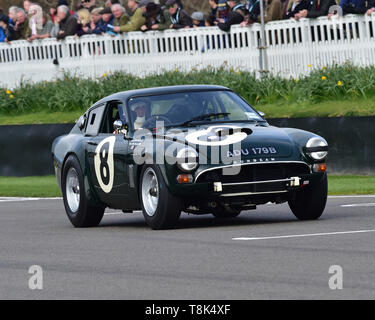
[0,0,210,14]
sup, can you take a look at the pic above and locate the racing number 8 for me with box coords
[94,136,116,193]
[99,142,110,186]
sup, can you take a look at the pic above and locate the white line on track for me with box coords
[341,203,375,207]
[329,195,375,198]
[104,210,142,216]
[232,230,375,241]
[0,197,62,202]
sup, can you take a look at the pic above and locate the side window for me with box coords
[99,101,123,134]
[85,105,106,136]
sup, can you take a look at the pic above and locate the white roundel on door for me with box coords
[185,125,247,146]
[94,136,116,193]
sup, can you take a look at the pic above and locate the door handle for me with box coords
[88,141,98,146]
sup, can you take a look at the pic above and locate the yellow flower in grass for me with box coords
[9,95,14,99]
[6,89,11,95]
[337,81,343,86]
[237,71,242,75]
[308,64,312,68]
[102,73,107,78]
[321,76,327,80]
[322,66,327,70]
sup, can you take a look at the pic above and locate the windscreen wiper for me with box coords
[169,112,231,127]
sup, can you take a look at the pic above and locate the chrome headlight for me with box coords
[305,137,328,161]
[176,148,198,172]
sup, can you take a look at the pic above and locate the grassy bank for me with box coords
[1,98,375,125]
[1,64,375,124]
[0,175,374,198]
[0,176,60,197]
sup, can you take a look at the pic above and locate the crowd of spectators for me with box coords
[0,0,375,43]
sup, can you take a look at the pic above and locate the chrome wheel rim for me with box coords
[141,168,159,217]
[66,168,80,213]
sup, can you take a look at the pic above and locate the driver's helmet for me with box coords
[129,98,151,130]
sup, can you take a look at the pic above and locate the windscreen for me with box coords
[126,90,264,130]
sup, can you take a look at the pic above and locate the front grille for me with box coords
[196,162,310,194]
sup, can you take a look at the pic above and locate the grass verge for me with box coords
[0,98,374,125]
[328,175,375,195]
[1,64,375,124]
[0,175,374,198]
[0,176,61,197]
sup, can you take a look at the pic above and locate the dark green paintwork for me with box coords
[52,85,327,211]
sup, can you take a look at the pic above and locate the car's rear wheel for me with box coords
[62,155,105,227]
[140,165,181,230]
[288,173,328,220]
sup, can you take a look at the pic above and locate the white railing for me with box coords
[1,14,375,88]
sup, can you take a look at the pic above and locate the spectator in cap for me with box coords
[91,7,114,35]
[166,0,192,29]
[88,7,105,34]
[113,0,147,33]
[142,2,171,31]
[218,0,247,31]
[111,3,129,32]
[191,11,205,28]
[140,3,164,31]
[217,0,230,22]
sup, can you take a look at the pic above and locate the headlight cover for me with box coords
[305,137,328,161]
[176,148,198,172]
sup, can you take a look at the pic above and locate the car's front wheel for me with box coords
[62,155,105,227]
[288,173,328,220]
[140,165,181,230]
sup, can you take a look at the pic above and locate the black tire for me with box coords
[212,206,241,219]
[61,155,105,228]
[139,165,181,230]
[288,173,328,220]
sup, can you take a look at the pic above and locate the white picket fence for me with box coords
[1,14,375,88]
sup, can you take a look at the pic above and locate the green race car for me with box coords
[52,85,328,230]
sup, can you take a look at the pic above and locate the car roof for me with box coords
[89,85,232,111]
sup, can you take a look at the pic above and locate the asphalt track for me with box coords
[0,196,374,300]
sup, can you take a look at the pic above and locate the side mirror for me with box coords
[77,115,86,130]
[258,111,265,118]
[113,120,130,139]
[113,120,124,132]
